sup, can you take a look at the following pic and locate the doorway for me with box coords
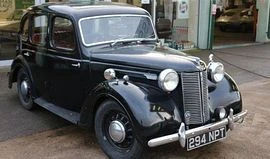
[213,0,258,47]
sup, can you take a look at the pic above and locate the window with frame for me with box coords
[22,18,29,41]
[31,15,48,45]
[52,17,75,50]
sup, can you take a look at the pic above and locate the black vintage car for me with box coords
[8,2,247,159]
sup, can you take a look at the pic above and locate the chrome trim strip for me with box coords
[114,68,158,80]
[201,71,210,122]
[148,133,179,147]
[147,109,248,148]
[33,51,89,63]
[78,14,158,47]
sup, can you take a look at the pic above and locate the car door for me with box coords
[20,13,49,99]
[45,15,85,111]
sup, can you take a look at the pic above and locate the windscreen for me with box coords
[79,15,156,46]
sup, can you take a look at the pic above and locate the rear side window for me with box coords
[52,17,75,51]
[22,18,29,41]
[31,15,48,45]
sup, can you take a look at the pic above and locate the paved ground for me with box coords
[0,60,12,67]
[0,43,270,158]
[213,27,254,46]
[0,70,70,142]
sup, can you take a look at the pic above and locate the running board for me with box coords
[34,98,80,124]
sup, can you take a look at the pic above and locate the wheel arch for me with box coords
[80,92,138,130]
[8,55,37,97]
[79,80,182,142]
[208,73,242,114]
[92,94,130,121]
[9,63,22,85]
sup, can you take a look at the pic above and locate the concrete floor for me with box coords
[0,70,70,143]
[213,27,255,47]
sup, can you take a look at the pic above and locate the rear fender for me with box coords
[8,55,37,97]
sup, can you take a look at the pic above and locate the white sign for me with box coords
[212,4,217,15]
[141,0,150,4]
[35,0,45,5]
[177,0,189,19]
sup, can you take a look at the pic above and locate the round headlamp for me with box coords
[208,62,224,83]
[104,68,116,80]
[219,108,227,119]
[158,69,179,92]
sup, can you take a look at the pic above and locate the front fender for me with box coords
[209,73,242,114]
[80,79,182,142]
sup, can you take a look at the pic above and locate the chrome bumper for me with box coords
[148,109,248,148]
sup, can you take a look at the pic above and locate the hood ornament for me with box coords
[194,57,201,65]
[209,54,214,63]
[190,56,206,71]
[188,56,201,65]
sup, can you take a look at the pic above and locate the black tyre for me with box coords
[95,100,143,159]
[17,68,35,110]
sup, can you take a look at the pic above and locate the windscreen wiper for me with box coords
[110,35,137,47]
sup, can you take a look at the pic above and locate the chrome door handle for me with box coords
[71,63,80,68]
[23,52,30,57]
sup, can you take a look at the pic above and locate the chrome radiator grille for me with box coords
[181,71,210,125]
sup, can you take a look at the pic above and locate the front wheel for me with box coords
[95,100,143,159]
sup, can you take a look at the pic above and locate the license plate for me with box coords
[187,126,226,151]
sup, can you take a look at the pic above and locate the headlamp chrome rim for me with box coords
[208,62,224,83]
[158,69,179,92]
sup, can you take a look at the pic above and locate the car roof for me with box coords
[224,8,251,13]
[224,8,243,13]
[221,8,251,17]
[27,2,150,19]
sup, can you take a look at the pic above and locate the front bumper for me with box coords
[148,108,247,148]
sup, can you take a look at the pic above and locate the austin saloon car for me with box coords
[8,2,247,159]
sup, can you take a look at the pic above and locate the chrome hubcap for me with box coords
[109,120,126,143]
[20,80,29,99]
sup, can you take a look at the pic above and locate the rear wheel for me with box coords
[17,68,35,110]
[95,100,143,159]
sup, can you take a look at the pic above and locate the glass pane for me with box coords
[80,16,155,45]
[52,17,75,50]
[31,15,48,45]
[22,18,29,41]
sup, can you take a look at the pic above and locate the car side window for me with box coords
[30,15,48,45]
[22,18,29,41]
[52,17,75,51]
